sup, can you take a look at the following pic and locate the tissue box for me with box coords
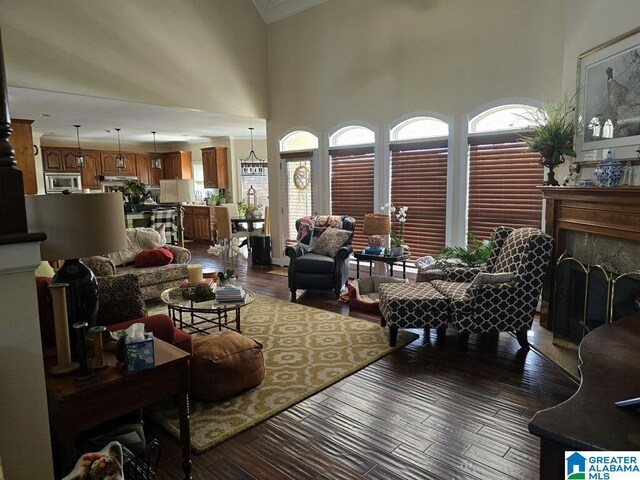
[125,333,155,373]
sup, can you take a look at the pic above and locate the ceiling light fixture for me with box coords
[74,124,84,167]
[240,127,267,176]
[151,131,162,169]
[115,128,125,168]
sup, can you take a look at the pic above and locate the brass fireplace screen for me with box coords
[553,253,640,347]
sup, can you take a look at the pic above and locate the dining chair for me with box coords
[214,206,247,248]
[221,203,247,232]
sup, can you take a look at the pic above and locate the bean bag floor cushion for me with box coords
[346,275,408,313]
[190,331,265,402]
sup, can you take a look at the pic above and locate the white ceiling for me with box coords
[6,1,326,146]
[252,0,327,24]
[8,87,266,146]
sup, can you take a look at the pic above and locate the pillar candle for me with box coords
[187,264,204,284]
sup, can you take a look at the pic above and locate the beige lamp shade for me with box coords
[25,193,127,260]
[160,179,195,204]
[362,213,391,235]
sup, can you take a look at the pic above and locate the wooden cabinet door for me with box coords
[118,153,136,176]
[163,153,179,179]
[202,147,228,188]
[42,148,64,172]
[100,152,120,175]
[10,119,37,194]
[62,150,82,173]
[179,151,193,179]
[136,154,152,186]
[182,207,195,239]
[194,209,211,240]
[81,151,101,188]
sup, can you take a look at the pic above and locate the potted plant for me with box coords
[245,203,263,219]
[434,233,493,268]
[520,97,577,186]
[381,203,408,256]
[123,180,148,205]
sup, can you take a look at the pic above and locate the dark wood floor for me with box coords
[148,241,577,480]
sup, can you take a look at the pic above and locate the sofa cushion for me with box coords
[117,263,188,287]
[190,331,264,401]
[96,274,147,326]
[134,248,173,268]
[311,227,352,257]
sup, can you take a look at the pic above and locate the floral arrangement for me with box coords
[435,233,493,268]
[208,237,240,283]
[381,203,408,247]
[245,203,263,219]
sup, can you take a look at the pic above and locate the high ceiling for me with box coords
[252,0,327,24]
[6,1,329,146]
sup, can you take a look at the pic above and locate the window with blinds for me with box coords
[467,141,543,240]
[330,149,374,251]
[391,146,448,259]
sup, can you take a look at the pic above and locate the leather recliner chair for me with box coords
[284,215,356,301]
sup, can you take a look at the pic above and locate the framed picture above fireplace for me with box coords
[576,26,640,163]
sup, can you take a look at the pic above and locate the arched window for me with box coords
[279,130,319,242]
[467,104,544,239]
[280,130,319,151]
[389,116,449,258]
[329,125,375,250]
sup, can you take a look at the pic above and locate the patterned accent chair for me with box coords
[284,215,356,301]
[429,226,553,350]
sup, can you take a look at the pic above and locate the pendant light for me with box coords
[239,127,267,176]
[115,128,125,168]
[74,125,84,167]
[151,131,162,169]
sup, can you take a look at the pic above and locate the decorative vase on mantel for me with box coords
[595,151,625,187]
[540,146,565,186]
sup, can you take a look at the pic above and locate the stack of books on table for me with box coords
[216,285,246,302]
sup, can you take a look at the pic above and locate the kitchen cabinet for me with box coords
[42,147,100,188]
[42,147,80,173]
[79,151,101,189]
[10,119,37,194]
[201,147,228,189]
[183,205,216,241]
[100,151,136,176]
[163,151,192,179]
[135,153,152,186]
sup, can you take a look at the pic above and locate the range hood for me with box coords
[99,175,139,183]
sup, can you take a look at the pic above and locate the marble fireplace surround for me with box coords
[540,186,640,329]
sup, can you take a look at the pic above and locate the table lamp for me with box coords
[26,192,127,357]
[362,213,391,255]
[160,179,195,248]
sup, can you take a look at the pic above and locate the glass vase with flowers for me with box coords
[381,203,408,256]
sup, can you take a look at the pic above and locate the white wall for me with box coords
[0,0,268,119]
[0,243,54,480]
[265,0,567,258]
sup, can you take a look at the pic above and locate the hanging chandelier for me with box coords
[240,127,267,176]
[151,131,162,169]
[74,124,84,167]
[115,128,125,168]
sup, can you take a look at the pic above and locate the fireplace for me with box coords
[540,186,640,330]
[553,253,640,347]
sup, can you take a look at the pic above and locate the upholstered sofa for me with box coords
[84,227,191,301]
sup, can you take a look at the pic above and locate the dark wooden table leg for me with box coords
[369,261,372,277]
[177,389,192,479]
[356,258,360,278]
[390,260,394,277]
[403,260,406,279]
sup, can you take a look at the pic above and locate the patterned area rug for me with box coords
[146,295,417,453]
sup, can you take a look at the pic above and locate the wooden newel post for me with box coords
[0,27,28,236]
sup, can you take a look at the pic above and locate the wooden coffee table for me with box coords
[45,337,192,479]
[161,286,256,334]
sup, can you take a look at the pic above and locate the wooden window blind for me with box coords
[391,147,448,259]
[467,141,543,240]
[330,151,374,251]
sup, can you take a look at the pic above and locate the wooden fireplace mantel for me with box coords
[539,186,640,328]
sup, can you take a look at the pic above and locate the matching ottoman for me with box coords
[379,282,450,346]
[190,331,265,402]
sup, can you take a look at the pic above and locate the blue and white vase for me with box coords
[595,151,625,187]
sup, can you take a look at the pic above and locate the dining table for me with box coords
[230,217,265,251]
